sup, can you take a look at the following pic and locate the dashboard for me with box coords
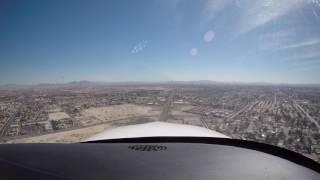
[0,137,319,180]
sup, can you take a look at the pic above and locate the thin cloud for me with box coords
[131,41,148,54]
[203,0,232,21]
[280,39,320,49]
[281,51,320,62]
[312,0,320,8]
[238,0,306,33]
[260,29,296,39]
[291,59,320,66]
[258,29,296,50]
[203,0,308,34]
[258,30,320,52]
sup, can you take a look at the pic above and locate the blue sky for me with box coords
[1,0,320,84]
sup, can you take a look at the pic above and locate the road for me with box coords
[200,116,209,129]
[159,89,175,122]
[0,105,22,137]
[293,101,320,132]
[225,100,258,122]
[0,96,25,137]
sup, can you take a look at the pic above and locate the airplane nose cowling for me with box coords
[83,121,230,142]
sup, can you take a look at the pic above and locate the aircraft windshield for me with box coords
[1,0,320,163]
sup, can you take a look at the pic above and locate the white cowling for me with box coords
[84,121,229,142]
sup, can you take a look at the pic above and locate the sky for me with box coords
[1,0,320,84]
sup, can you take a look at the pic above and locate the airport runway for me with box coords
[159,90,175,122]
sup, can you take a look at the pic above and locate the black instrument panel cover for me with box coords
[0,137,319,180]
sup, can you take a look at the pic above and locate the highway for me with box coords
[293,101,320,132]
[0,96,25,137]
[0,105,21,137]
[225,101,258,122]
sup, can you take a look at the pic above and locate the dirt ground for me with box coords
[171,105,199,116]
[48,112,70,121]
[6,123,113,143]
[5,104,161,143]
[77,104,160,126]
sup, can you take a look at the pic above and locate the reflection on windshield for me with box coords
[0,0,320,163]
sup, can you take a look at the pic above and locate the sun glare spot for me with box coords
[190,48,198,56]
[204,30,215,42]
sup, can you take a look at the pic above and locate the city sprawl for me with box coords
[0,82,319,162]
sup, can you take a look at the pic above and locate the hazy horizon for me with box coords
[2,79,320,87]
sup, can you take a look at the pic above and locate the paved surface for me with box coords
[159,90,175,122]
[0,107,20,137]
[294,101,320,132]
[225,101,258,122]
[200,116,209,129]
